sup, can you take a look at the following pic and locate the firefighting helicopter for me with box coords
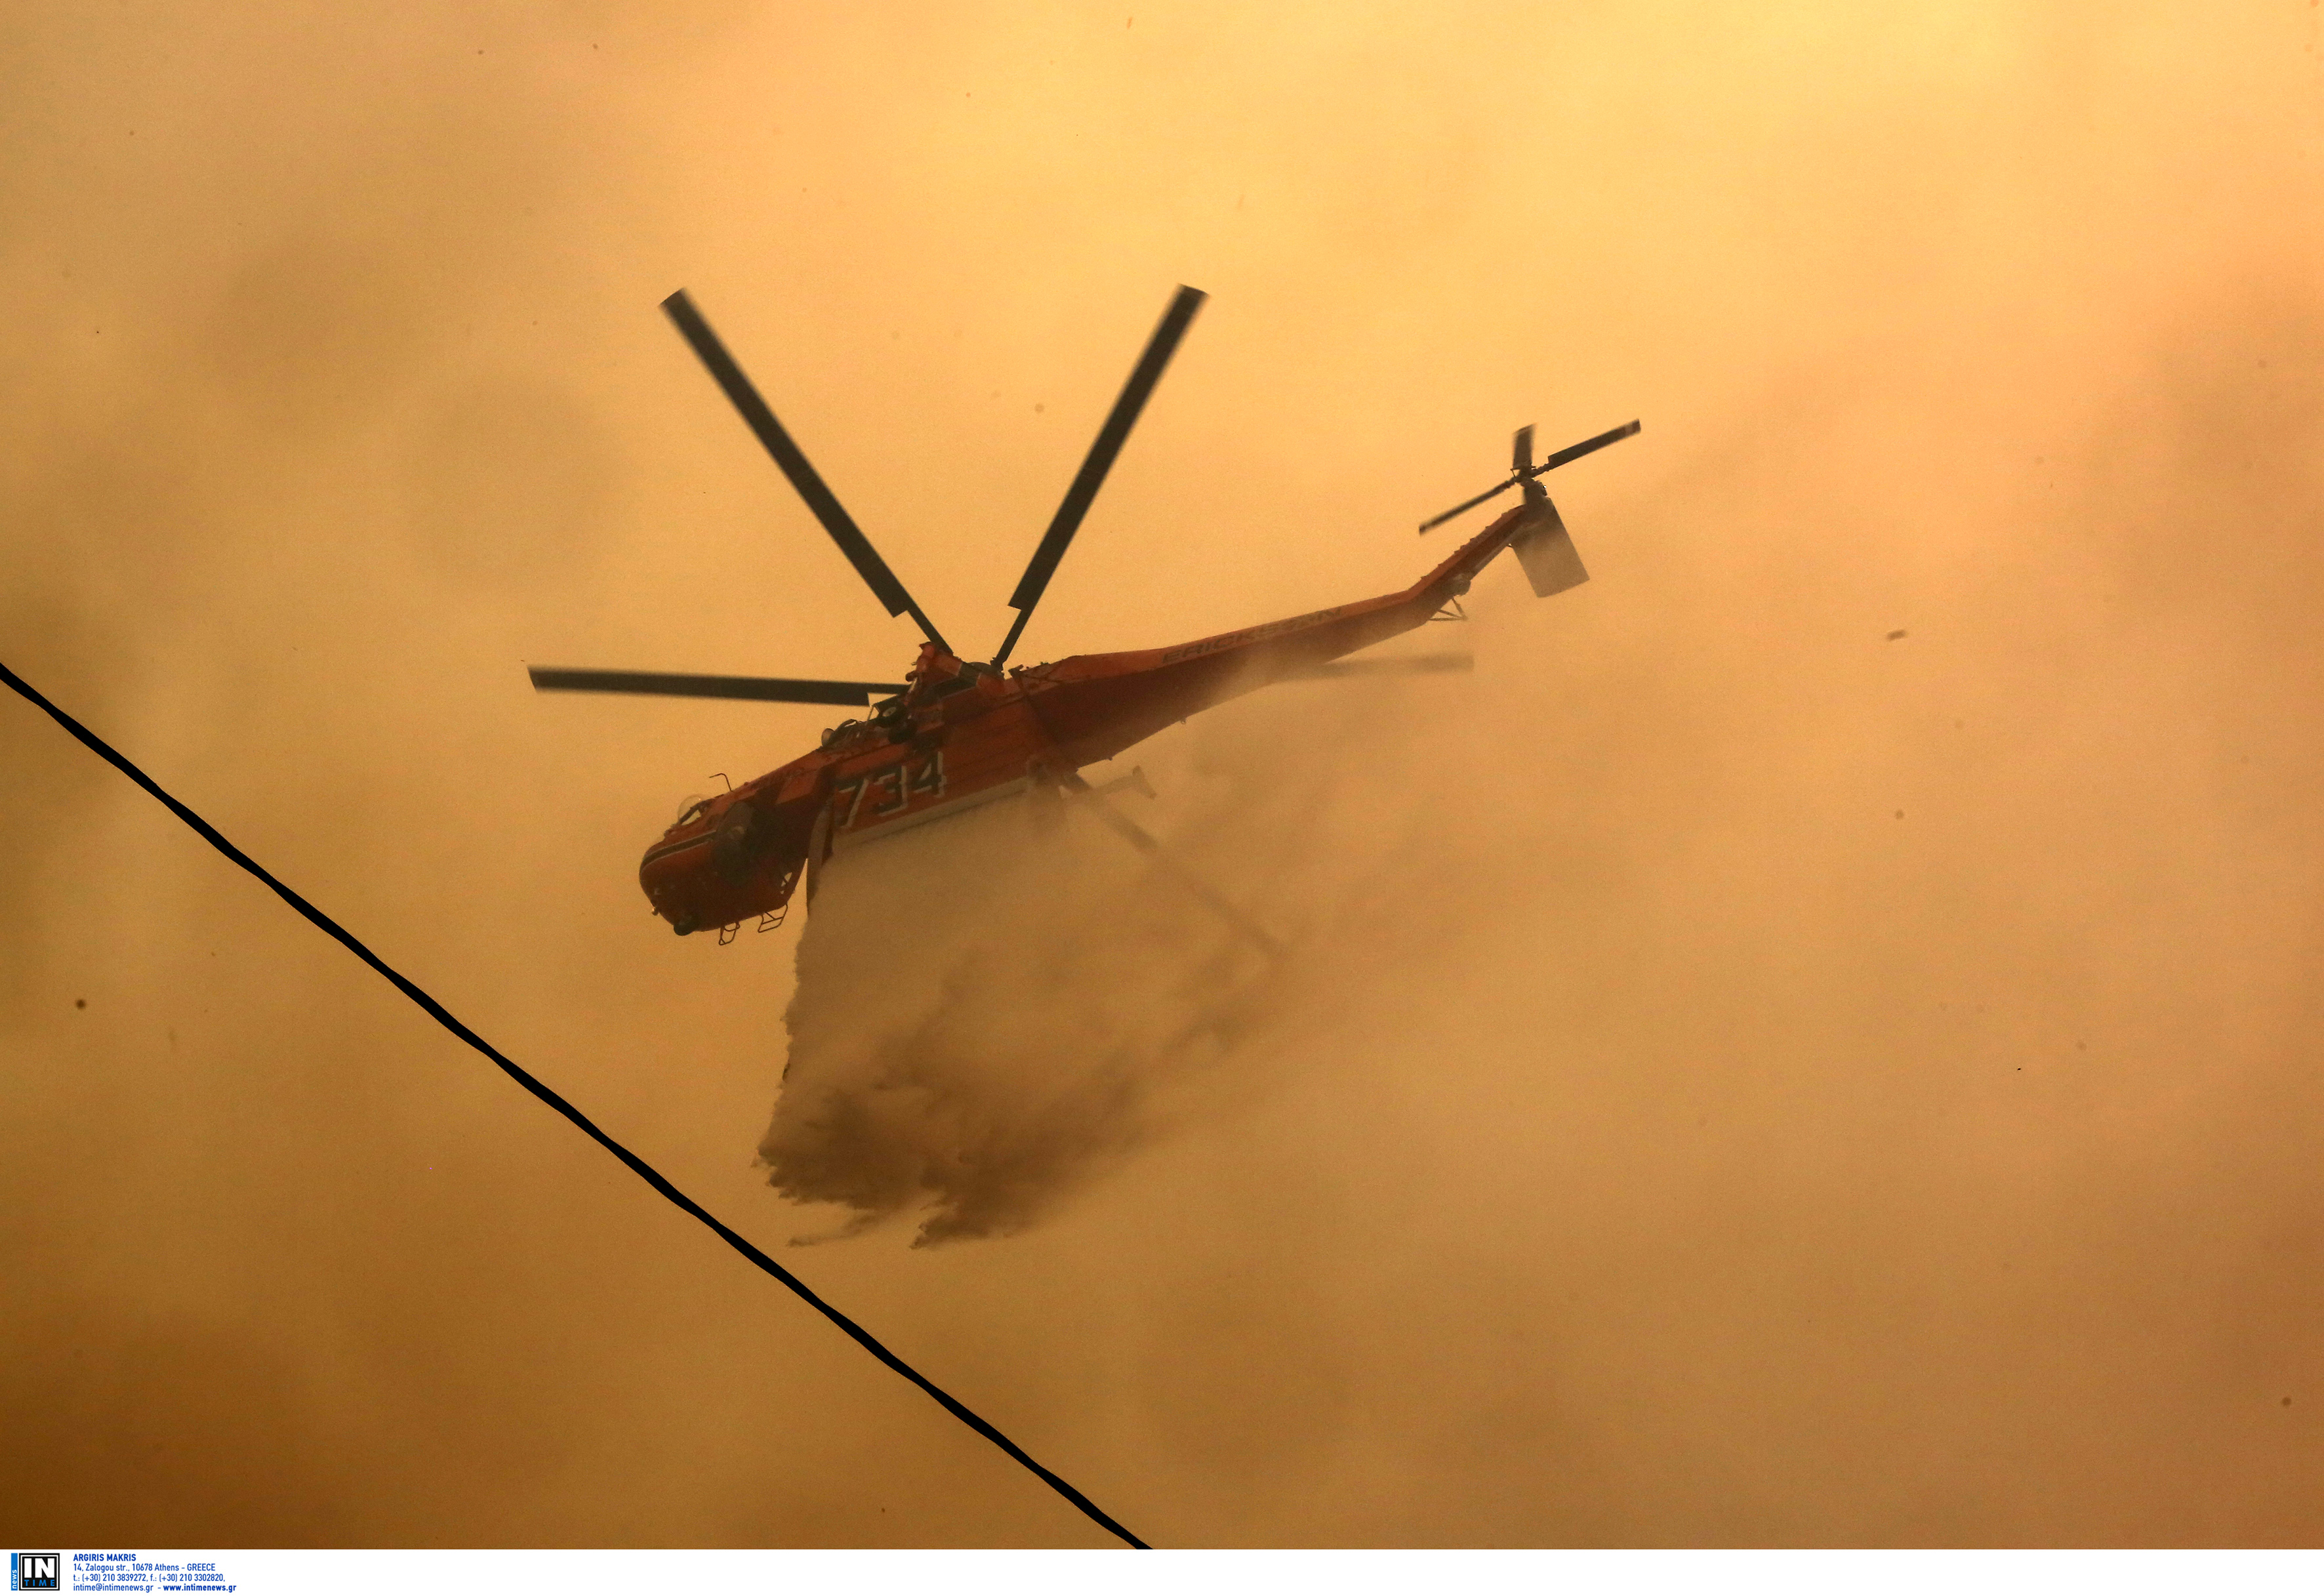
[529,284,1638,942]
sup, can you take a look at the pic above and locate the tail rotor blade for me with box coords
[661,290,950,653]
[1418,477,1519,534]
[1534,418,1641,476]
[529,666,907,707]
[1513,424,1534,476]
[993,284,1207,666]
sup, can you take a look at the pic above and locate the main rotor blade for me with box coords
[1283,653,1475,681]
[1060,771,1282,958]
[660,290,950,653]
[529,666,907,706]
[993,284,1207,667]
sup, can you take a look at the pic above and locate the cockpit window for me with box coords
[674,796,712,827]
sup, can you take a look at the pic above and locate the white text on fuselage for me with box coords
[833,750,947,829]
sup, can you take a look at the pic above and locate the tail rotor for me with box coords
[1419,417,1639,598]
[1417,417,1639,535]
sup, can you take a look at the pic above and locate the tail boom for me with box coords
[1013,500,1560,766]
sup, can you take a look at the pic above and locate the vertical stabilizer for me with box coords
[1511,497,1589,597]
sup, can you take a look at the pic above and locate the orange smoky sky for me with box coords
[4,0,2321,1549]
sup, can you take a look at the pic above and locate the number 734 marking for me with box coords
[833,750,946,829]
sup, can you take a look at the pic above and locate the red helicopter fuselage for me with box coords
[638,499,1541,937]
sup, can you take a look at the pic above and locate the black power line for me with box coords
[0,655,1147,1551]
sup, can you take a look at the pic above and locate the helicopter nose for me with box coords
[640,830,717,935]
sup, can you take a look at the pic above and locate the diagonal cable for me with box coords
[0,654,1147,1551]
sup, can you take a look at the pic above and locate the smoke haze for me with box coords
[5,0,2321,1548]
